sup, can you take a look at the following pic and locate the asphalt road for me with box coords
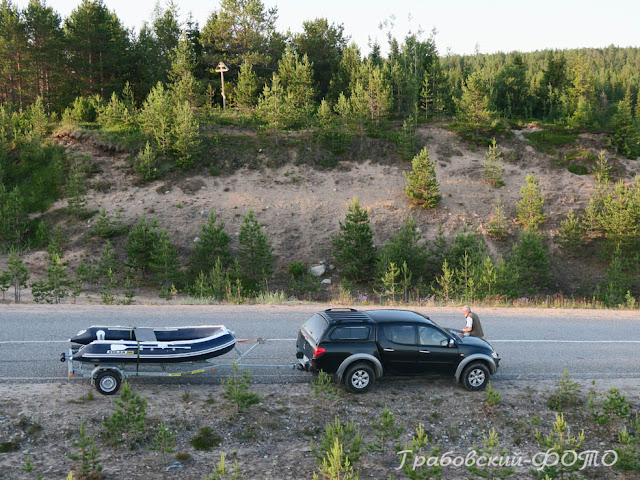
[1,305,639,388]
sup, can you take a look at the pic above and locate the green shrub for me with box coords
[92,208,125,238]
[485,381,501,407]
[151,422,176,455]
[547,370,581,411]
[367,405,403,459]
[614,414,640,472]
[312,416,363,465]
[103,381,147,448]
[589,387,631,424]
[567,164,589,175]
[397,423,441,480]
[313,438,359,480]
[203,452,244,480]
[467,429,514,479]
[534,413,585,479]
[68,422,103,479]
[189,426,222,451]
[223,363,260,412]
[69,97,98,123]
[312,370,337,400]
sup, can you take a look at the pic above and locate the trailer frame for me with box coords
[61,337,297,395]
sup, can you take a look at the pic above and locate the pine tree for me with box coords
[168,32,199,107]
[66,159,87,217]
[0,1,28,107]
[602,246,630,307]
[28,97,48,138]
[64,0,130,97]
[150,229,182,297]
[516,175,546,231]
[611,100,640,159]
[421,71,432,121]
[487,197,510,240]
[172,100,200,170]
[23,0,65,109]
[140,82,173,154]
[377,261,400,304]
[0,185,28,248]
[276,47,316,128]
[404,147,441,208]
[6,248,29,303]
[188,212,232,280]
[134,142,158,182]
[237,210,274,292]
[255,75,286,142]
[364,63,391,125]
[96,241,119,282]
[125,216,159,277]
[556,210,582,250]
[482,138,504,187]
[567,55,595,129]
[457,71,493,135]
[377,214,428,283]
[331,196,377,283]
[235,62,259,108]
[399,114,418,160]
[509,232,550,296]
[31,252,71,304]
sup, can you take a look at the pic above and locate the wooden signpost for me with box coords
[215,61,229,109]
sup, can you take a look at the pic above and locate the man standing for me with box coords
[461,305,484,338]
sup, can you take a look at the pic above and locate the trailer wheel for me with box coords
[94,370,122,395]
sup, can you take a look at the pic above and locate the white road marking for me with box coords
[491,340,640,343]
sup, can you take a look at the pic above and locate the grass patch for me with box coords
[0,441,20,452]
[563,148,598,163]
[567,165,589,175]
[523,130,577,154]
[92,122,147,151]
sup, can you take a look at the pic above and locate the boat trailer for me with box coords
[61,337,297,395]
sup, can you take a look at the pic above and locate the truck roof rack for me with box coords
[322,308,370,323]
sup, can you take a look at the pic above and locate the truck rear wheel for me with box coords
[344,362,375,393]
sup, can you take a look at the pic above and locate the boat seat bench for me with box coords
[134,328,158,342]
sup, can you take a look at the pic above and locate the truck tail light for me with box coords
[313,347,326,359]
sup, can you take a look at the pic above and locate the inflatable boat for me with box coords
[70,325,236,364]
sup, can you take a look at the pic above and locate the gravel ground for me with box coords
[0,375,639,480]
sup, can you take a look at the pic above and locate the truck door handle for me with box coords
[383,348,394,352]
[419,350,431,354]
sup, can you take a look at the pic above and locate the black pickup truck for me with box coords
[296,308,500,393]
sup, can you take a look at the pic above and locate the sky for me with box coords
[12,0,640,56]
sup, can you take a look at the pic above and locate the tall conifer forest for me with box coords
[0,0,639,306]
